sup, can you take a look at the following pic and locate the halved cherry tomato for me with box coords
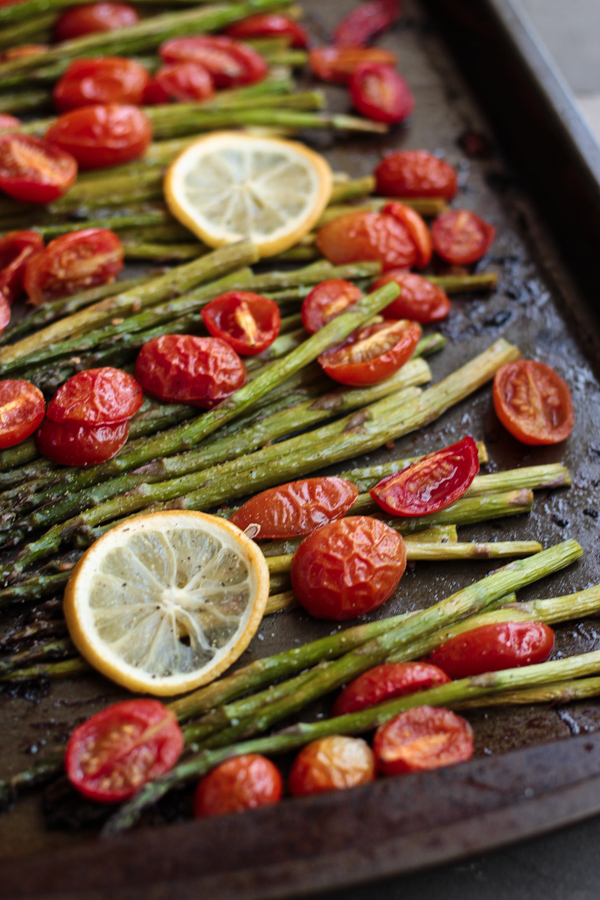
[226,14,308,49]
[309,46,397,84]
[291,516,407,620]
[23,229,123,306]
[288,736,375,796]
[145,62,214,104]
[371,271,451,323]
[36,417,130,465]
[334,0,401,46]
[493,359,574,445]
[300,279,363,334]
[349,63,414,124]
[47,367,142,425]
[374,150,458,200]
[53,57,151,112]
[54,2,139,42]
[431,209,495,265]
[230,477,359,538]
[194,754,282,817]
[374,706,473,774]
[0,230,43,303]
[0,133,77,204]
[0,379,45,449]
[0,114,20,130]
[201,291,280,357]
[316,210,418,271]
[160,36,267,88]
[0,297,9,335]
[45,104,152,170]
[383,201,431,268]
[319,319,421,386]
[135,334,246,408]
[370,435,479,516]
[65,699,183,802]
[429,621,555,680]
[332,662,451,717]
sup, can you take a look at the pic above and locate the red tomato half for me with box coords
[334,0,401,46]
[301,279,363,334]
[349,63,414,124]
[332,662,451,717]
[316,210,418,271]
[372,271,451,323]
[370,435,479,516]
[375,150,458,200]
[309,46,397,84]
[0,114,20,130]
[319,319,421,386]
[0,379,45,449]
[383,201,432,268]
[135,334,246,408]
[431,209,495,265]
[23,229,123,306]
[54,57,151,112]
[47,367,142,425]
[160,36,267,88]
[146,62,214,104]
[36,418,130,466]
[0,230,43,304]
[291,516,407,620]
[226,14,308,48]
[288,737,375,796]
[65,699,183,802]
[374,706,474,774]
[493,360,574,445]
[55,2,139,42]
[0,133,77,204]
[230,477,359,538]
[201,291,280,356]
[194,755,282,817]
[429,621,555,680]
[45,104,152,170]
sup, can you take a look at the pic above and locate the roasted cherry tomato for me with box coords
[0,296,9,335]
[36,417,130,466]
[0,379,45,449]
[0,230,43,303]
[431,209,495,265]
[230,477,359,538]
[319,319,421,387]
[201,291,280,357]
[288,736,375,796]
[0,133,77,204]
[383,201,431,268]
[226,14,308,48]
[0,114,20,130]
[65,699,183,802]
[23,229,123,306]
[160,36,267,88]
[374,706,473,774]
[371,271,451,323]
[47,367,142,425]
[145,62,214,104]
[375,150,458,200]
[45,104,152,170]
[291,516,407,620]
[316,210,418,271]
[334,0,401,46]
[193,754,282,817]
[300,279,362,334]
[370,435,479,516]
[53,57,151,112]
[55,2,139,42]
[332,662,451,717]
[135,334,246,408]
[493,360,574,445]
[309,46,397,84]
[349,63,414,124]
[429,621,555,680]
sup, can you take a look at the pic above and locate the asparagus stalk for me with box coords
[0,637,74,675]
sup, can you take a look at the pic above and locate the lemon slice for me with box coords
[164,131,333,257]
[64,511,270,696]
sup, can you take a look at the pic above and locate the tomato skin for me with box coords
[54,57,151,112]
[289,736,375,796]
[194,754,282,817]
[225,14,308,49]
[201,291,280,357]
[0,379,45,449]
[349,63,414,124]
[493,360,574,446]
[309,46,397,84]
[47,367,142,426]
[301,280,363,334]
[429,621,555,680]
[230,477,359,538]
[431,209,495,265]
[146,62,214,104]
[370,435,479,516]
[23,229,123,306]
[0,134,77,204]
[374,706,473,774]
[36,417,129,465]
[291,516,407,620]
[372,271,451,324]
[0,297,9,335]
[45,104,152,170]
[319,319,421,387]
[375,150,458,200]
[160,36,267,88]
[316,210,418,271]
[334,0,401,46]
[65,699,183,803]
[0,230,44,304]
[0,114,20,130]
[383,201,432,268]
[135,334,246,408]
[332,662,451,717]
[55,3,139,42]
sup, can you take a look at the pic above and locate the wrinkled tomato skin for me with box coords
[36,418,129,466]
[349,63,414,124]
[45,104,152,170]
[429,621,555,680]
[23,229,123,306]
[201,291,280,356]
[316,210,418,271]
[47,367,142,426]
[226,14,308,48]
[194,754,282,817]
[135,334,246,408]
[55,2,139,42]
[301,279,362,334]
[383,201,431,268]
[65,699,183,803]
[370,435,479,517]
[54,57,151,112]
[148,62,214,103]
[309,46,397,84]
[291,516,407,620]
[374,706,474,774]
[0,379,45,449]
[230,477,359,538]
[319,319,421,387]
[431,209,495,265]
[0,231,44,304]
[0,114,20,130]
[493,360,574,445]
[332,662,451,717]
[372,271,451,324]
[289,736,375,796]
[0,133,77,204]
[334,0,401,46]
[375,150,458,200]
[160,36,267,88]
